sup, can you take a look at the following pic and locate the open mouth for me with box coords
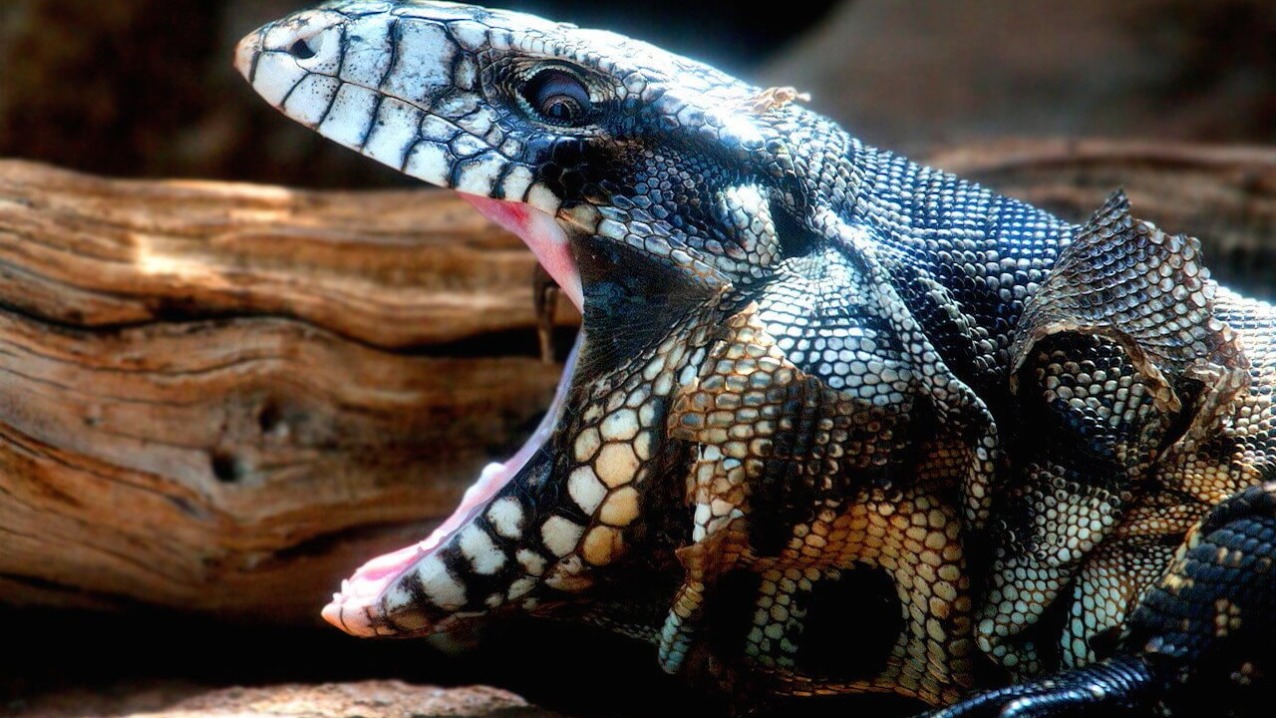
[321,193,585,636]
[232,10,602,637]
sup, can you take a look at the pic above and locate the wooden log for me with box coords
[0,142,1272,626]
[0,159,577,623]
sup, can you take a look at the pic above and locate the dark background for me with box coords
[1,0,1273,189]
[0,0,839,189]
[1,1,1274,717]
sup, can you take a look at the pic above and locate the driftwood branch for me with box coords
[0,142,1273,626]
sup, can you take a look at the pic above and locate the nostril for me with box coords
[288,37,318,60]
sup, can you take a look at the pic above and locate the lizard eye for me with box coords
[523,69,593,126]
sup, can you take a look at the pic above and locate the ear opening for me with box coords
[771,201,823,260]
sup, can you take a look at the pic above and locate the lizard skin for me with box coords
[234,3,1276,716]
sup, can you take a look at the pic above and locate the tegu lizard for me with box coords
[235,2,1276,716]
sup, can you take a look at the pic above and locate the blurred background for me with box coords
[2,0,1273,190]
[0,0,840,189]
[1,1,1273,717]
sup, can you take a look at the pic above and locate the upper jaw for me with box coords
[233,5,587,310]
[233,5,563,201]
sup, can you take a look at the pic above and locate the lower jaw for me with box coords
[322,194,586,637]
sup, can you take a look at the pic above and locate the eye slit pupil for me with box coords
[289,38,317,59]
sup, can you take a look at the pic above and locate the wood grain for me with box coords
[0,160,575,623]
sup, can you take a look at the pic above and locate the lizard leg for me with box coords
[931,481,1276,718]
[1056,499,1205,669]
[922,656,1155,718]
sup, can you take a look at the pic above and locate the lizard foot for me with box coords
[922,657,1155,718]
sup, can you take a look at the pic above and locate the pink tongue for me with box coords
[460,193,583,311]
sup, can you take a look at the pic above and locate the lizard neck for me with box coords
[791,124,1075,395]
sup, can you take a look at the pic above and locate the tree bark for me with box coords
[0,142,1272,626]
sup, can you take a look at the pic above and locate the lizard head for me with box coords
[236,1,821,639]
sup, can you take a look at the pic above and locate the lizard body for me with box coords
[236,3,1276,715]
